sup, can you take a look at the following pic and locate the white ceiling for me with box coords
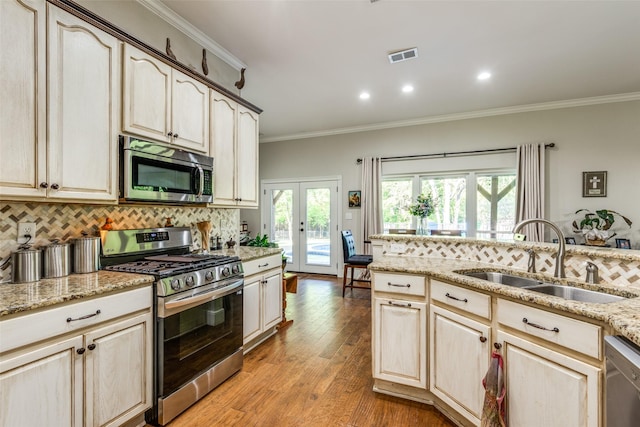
[158,0,640,143]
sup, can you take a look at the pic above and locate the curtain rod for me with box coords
[356,143,555,164]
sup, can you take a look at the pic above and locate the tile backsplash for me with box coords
[0,202,239,273]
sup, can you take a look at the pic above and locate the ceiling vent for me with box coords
[388,48,418,64]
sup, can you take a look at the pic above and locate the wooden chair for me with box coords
[340,230,373,297]
[429,229,463,236]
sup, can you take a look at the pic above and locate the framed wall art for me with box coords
[348,191,361,208]
[582,171,607,197]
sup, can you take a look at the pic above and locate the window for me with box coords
[382,170,516,238]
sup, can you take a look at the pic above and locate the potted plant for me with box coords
[408,193,435,235]
[246,233,278,248]
[572,209,633,246]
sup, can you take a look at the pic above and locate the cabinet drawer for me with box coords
[242,254,282,277]
[0,286,152,354]
[373,272,426,297]
[431,280,491,320]
[497,299,602,359]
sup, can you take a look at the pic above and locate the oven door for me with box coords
[123,148,213,204]
[157,278,243,397]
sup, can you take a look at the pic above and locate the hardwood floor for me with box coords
[160,273,455,426]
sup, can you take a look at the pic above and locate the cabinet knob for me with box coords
[88,343,96,351]
[173,133,179,138]
[50,183,60,190]
[76,347,86,355]
[39,182,48,188]
[168,132,173,137]
[479,336,487,343]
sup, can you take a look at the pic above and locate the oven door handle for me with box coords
[161,279,243,316]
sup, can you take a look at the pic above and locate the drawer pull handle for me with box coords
[387,282,411,288]
[523,317,559,333]
[258,263,269,268]
[445,293,468,303]
[67,310,101,323]
[388,301,412,308]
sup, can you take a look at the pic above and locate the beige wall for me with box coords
[245,100,640,249]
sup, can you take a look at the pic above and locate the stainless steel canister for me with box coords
[11,247,42,283]
[43,240,72,278]
[73,234,101,273]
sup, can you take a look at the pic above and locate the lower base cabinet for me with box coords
[243,254,282,352]
[0,287,153,427]
[373,297,427,388]
[429,305,490,425]
[498,330,601,427]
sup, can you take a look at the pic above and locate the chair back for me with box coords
[430,229,463,236]
[341,230,357,262]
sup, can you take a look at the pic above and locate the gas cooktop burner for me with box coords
[105,255,239,276]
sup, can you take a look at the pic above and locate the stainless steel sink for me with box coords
[525,284,626,304]
[460,270,627,304]
[463,271,544,288]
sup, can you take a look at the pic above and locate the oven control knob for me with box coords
[221,266,231,277]
[185,275,195,287]
[231,264,240,274]
[205,271,215,281]
[170,279,181,291]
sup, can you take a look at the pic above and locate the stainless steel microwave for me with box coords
[119,135,214,204]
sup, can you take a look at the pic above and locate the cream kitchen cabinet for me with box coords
[0,287,153,427]
[123,43,209,153]
[0,1,119,202]
[210,91,259,207]
[242,254,282,352]
[429,280,492,426]
[372,272,427,389]
[496,299,602,427]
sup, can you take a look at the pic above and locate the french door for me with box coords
[262,179,339,275]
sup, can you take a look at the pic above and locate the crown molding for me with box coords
[260,92,640,143]
[136,0,246,70]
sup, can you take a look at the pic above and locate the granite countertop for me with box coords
[0,247,281,318]
[370,256,640,347]
[0,271,154,318]
[212,246,283,261]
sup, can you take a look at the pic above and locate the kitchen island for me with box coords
[369,234,640,427]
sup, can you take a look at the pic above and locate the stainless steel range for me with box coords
[101,227,244,426]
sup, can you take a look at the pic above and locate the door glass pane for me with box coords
[305,187,330,266]
[476,174,516,240]
[271,189,293,263]
[382,178,413,231]
[421,177,466,233]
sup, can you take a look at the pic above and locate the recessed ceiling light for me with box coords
[359,92,370,100]
[402,85,414,93]
[477,71,492,81]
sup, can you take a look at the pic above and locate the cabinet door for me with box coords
[172,70,209,153]
[262,270,283,331]
[498,330,600,427]
[0,335,83,427]
[236,106,259,207]
[84,312,152,427]
[47,5,119,201]
[243,275,262,344]
[122,44,172,143]
[210,91,238,206]
[0,0,46,199]
[430,305,490,425]
[373,298,427,388]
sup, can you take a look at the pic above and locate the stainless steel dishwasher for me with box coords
[605,336,640,427]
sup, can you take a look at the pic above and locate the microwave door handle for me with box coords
[196,165,204,197]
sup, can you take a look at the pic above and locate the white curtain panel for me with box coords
[360,157,383,254]
[516,143,546,242]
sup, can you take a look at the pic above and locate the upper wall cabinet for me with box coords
[210,91,259,207]
[123,44,209,153]
[0,0,119,202]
